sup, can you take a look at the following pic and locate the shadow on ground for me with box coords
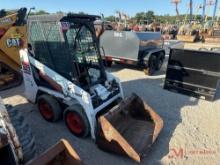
[106,63,167,76]
[0,84,25,99]
[106,55,169,77]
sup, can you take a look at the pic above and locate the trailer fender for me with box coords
[143,48,165,62]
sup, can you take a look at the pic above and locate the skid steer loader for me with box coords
[0,8,27,91]
[0,97,82,165]
[20,14,163,162]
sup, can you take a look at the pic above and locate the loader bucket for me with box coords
[177,35,196,42]
[27,139,82,165]
[96,93,163,162]
[205,37,220,43]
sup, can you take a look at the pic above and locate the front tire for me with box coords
[64,105,90,138]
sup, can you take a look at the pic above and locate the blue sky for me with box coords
[1,0,218,16]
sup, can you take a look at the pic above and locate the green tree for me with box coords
[78,11,87,15]
[134,11,155,24]
[105,15,115,22]
[134,12,146,23]
[56,11,64,14]
[145,10,155,22]
[30,10,49,15]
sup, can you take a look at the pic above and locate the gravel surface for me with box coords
[1,59,220,165]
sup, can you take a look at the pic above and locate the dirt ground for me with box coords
[1,60,220,165]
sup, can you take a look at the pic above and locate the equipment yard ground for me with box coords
[1,57,220,165]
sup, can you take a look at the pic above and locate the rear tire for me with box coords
[37,94,62,122]
[144,55,157,75]
[7,106,36,163]
[156,53,165,70]
[64,105,90,138]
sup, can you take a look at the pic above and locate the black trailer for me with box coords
[100,31,165,75]
[164,48,220,101]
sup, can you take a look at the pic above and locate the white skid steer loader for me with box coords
[20,14,163,162]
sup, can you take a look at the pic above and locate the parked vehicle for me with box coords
[0,8,27,90]
[100,31,165,75]
[177,23,201,43]
[20,14,164,162]
[0,97,82,165]
[200,20,220,43]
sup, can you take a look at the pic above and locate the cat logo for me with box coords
[6,38,22,47]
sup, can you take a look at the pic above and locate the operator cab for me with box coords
[28,14,106,89]
[61,14,106,90]
[28,14,120,107]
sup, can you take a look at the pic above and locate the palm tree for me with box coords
[171,0,181,20]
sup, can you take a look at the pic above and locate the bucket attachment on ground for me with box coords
[164,48,220,101]
[96,93,163,162]
[27,139,82,165]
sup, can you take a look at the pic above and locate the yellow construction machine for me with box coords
[200,20,220,43]
[0,97,82,165]
[0,8,27,90]
[177,23,201,42]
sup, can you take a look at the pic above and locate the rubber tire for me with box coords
[155,53,164,70]
[7,106,36,163]
[64,104,90,138]
[144,55,157,75]
[37,94,62,122]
